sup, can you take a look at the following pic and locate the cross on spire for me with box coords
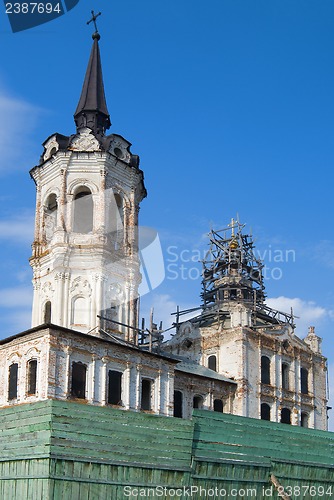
[87,10,101,34]
[74,10,111,135]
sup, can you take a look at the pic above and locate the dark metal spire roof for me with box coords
[74,30,111,136]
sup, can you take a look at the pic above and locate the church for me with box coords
[0,19,329,430]
[0,18,333,499]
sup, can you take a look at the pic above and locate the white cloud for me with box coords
[0,286,32,339]
[0,286,32,308]
[0,213,34,244]
[266,296,328,337]
[0,88,42,173]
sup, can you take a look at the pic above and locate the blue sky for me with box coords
[1,1,334,428]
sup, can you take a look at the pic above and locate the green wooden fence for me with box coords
[0,401,333,499]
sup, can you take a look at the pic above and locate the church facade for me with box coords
[0,28,329,432]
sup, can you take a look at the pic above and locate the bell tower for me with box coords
[29,19,146,341]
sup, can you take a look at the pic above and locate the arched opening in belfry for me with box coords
[44,193,58,241]
[113,193,124,248]
[73,187,93,233]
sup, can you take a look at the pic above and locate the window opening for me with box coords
[174,390,183,418]
[208,355,217,372]
[282,363,289,390]
[141,379,153,411]
[44,301,52,323]
[193,396,203,409]
[71,362,87,399]
[261,356,271,384]
[213,399,223,412]
[108,370,122,405]
[261,403,271,421]
[301,368,309,395]
[281,408,291,424]
[27,360,37,395]
[8,363,18,400]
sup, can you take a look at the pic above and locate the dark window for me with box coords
[8,363,18,400]
[282,363,289,390]
[301,412,309,428]
[108,370,122,405]
[174,390,183,418]
[281,408,291,424]
[261,356,271,384]
[73,188,93,233]
[213,399,223,412]
[193,396,203,409]
[44,301,52,323]
[261,403,271,421]
[71,362,87,399]
[208,355,217,372]
[141,379,152,411]
[27,360,37,395]
[301,368,309,395]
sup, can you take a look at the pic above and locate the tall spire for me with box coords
[74,12,111,136]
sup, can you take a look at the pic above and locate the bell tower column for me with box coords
[29,22,146,341]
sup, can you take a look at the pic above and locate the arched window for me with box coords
[27,359,37,395]
[193,395,203,409]
[261,356,271,384]
[301,412,309,428]
[141,379,153,411]
[8,363,18,400]
[71,296,89,326]
[70,362,87,399]
[174,390,183,418]
[301,368,309,395]
[208,355,217,372]
[44,193,58,241]
[213,399,223,413]
[261,403,271,421]
[108,370,122,405]
[73,187,93,233]
[282,363,289,390]
[281,408,291,424]
[44,301,52,323]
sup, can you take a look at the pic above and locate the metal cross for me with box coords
[87,10,101,32]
